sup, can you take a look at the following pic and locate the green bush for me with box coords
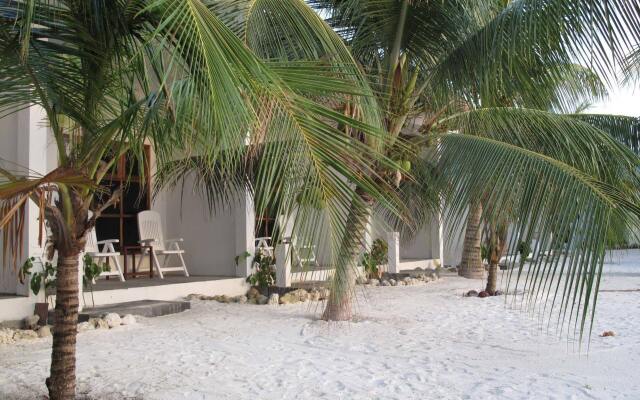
[246,251,276,289]
[362,239,388,279]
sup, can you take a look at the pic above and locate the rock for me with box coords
[389,279,397,286]
[121,314,136,325]
[199,295,215,301]
[103,313,122,328]
[186,293,202,301]
[234,295,248,304]
[309,290,321,302]
[356,276,367,285]
[318,288,330,300]
[13,329,38,341]
[77,322,95,332]
[466,290,479,297]
[601,331,616,337]
[380,280,390,287]
[13,329,38,340]
[478,291,490,298]
[0,328,16,344]
[398,280,407,286]
[368,279,380,286]
[403,277,412,285]
[279,293,298,305]
[215,295,231,304]
[23,315,40,330]
[37,325,52,338]
[247,287,261,299]
[90,318,109,330]
[494,290,504,296]
[248,297,258,305]
[257,294,269,305]
[268,293,279,305]
[288,289,309,302]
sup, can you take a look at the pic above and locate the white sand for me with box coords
[2,250,640,399]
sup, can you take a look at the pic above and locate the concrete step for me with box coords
[47,300,190,324]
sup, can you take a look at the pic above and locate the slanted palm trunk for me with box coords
[459,202,484,279]
[322,189,373,321]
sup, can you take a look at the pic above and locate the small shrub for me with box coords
[20,257,56,302]
[362,239,388,279]
[246,251,276,289]
[517,241,531,259]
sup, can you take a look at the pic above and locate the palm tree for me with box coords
[0,1,399,398]
[309,0,640,327]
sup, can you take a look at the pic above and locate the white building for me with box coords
[0,106,447,322]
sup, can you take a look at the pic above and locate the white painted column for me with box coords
[235,189,255,278]
[275,242,291,287]
[387,231,400,273]
[431,211,444,268]
[17,106,49,297]
[78,254,84,311]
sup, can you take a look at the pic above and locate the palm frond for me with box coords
[569,114,640,155]
[437,132,640,342]
[432,0,640,106]
[441,108,640,184]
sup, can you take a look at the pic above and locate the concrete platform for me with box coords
[289,266,365,285]
[398,258,440,270]
[82,300,190,319]
[0,295,37,322]
[78,275,249,309]
[47,300,191,324]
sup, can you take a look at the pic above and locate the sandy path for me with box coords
[1,251,639,399]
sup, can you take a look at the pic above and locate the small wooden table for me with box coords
[123,245,154,279]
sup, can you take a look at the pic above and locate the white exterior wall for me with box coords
[442,207,467,268]
[0,112,21,294]
[0,107,52,297]
[401,224,435,260]
[154,176,252,278]
[371,213,442,265]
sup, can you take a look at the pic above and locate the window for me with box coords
[94,146,151,251]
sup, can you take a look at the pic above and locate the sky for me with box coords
[590,84,639,117]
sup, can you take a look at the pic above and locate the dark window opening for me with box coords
[94,146,151,252]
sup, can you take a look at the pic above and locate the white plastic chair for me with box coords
[254,236,274,258]
[291,237,319,270]
[137,210,189,279]
[85,228,125,283]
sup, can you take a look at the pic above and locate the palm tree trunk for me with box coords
[322,189,372,321]
[486,262,498,293]
[459,202,484,279]
[486,223,507,294]
[46,251,81,400]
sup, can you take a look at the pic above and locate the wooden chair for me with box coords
[137,210,189,279]
[85,228,125,283]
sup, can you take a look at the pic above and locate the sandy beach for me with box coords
[1,250,639,400]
